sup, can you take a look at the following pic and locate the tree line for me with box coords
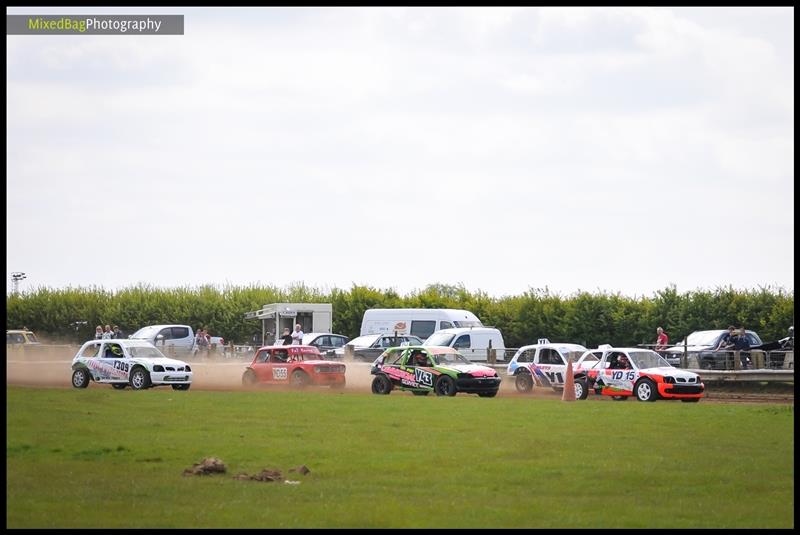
[6,283,794,348]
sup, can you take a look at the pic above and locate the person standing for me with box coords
[655,327,669,351]
[112,325,124,339]
[94,325,104,340]
[291,324,304,345]
[101,325,114,339]
[280,328,293,346]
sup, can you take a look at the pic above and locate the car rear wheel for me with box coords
[111,383,127,390]
[171,384,191,391]
[515,373,534,393]
[242,369,257,387]
[434,375,457,397]
[635,379,657,402]
[71,369,90,389]
[129,367,151,390]
[290,370,309,388]
[574,379,589,400]
[371,374,392,395]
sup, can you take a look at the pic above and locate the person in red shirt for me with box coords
[655,327,669,351]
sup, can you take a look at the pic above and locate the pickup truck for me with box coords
[129,325,227,357]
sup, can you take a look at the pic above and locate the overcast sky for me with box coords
[6,7,794,298]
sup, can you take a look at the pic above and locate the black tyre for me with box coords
[635,379,658,402]
[290,370,309,388]
[574,379,589,400]
[371,374,393,395]
[478,391,498,398]
[129,367,152,390]
[171,384,191,391]
[515,373,534,393]
[111,383,127,390]
[434,375,457,397]
[681,398,700,403]
[242,369,257,387]
[71,368,90,389]
[412,390,429,396]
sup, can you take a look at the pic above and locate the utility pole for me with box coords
[11,272,26,294]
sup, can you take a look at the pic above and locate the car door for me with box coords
[251,348,272,382]
[268,348,292,384]
[595,352,637,396]
[96,341,130,383]
[534,348,567,386]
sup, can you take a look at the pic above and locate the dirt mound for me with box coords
[183,457,227,476]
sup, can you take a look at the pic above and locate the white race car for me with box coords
[71,339,193,391]
[506,339,598,393]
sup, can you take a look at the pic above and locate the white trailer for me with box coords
[244,303,332,346]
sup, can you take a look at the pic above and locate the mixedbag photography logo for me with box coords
[7,14,184,35]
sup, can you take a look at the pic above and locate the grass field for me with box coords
[6,386,794,528]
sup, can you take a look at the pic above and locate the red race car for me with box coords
[241,345,346,389]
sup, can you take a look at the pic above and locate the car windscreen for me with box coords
[130,326,160,339]
[453,320,483,328]
[128,346,168,359]
[628,351,670,369]
[563,350,586,363]
[348,335,380,348]
[432,351,471,365]
[683,331,724,347]
[424,333,455,346]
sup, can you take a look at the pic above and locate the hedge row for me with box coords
[6,283,794,348]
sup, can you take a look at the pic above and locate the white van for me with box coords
[423,327,506,362]
[360,308,483,340]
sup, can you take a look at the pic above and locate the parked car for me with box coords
[241,345,346,389]
[360,308,483,338]
[70,339,193,391]
[664,329,763,369]
[423,327,506,362]
[6,329,40,345]
[333,333,424,361]
[575,347,704,402]
[505,339,593,393]
[302,332,350,356]
[129,324,196,355]
[370,346,501,397]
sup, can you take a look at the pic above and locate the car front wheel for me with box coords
[515,373,534,393]
[635,379,657,402]
[574,379,589,400]
[129,367,152,390]
[71,369,90,389]
[242,370,257,387]
[371,374,392,395]
[290,370,309,388]
[434,375,457,397]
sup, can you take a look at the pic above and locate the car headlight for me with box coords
[185,365,192,372]
[663,376,675,384]
[314,366,321,373]
[153,365,165,372]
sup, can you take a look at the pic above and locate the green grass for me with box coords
[6,386,794,528]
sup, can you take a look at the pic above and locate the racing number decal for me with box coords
[414,368,433,388]
[544,372,564,384]
[272,367,288,380]
[611,371,636,381]
[112,361,130,374]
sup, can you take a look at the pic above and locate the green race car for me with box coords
[370,345,501,397]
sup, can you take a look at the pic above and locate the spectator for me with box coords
[655,327,669,351]
[101,325,114,340]
[195,328,210,357]
[733,328,751,351]
[94,325,104,340]
[714,326,737,351]
[112,325,124,339]
[291,324,304,345]
[280,328,293,346]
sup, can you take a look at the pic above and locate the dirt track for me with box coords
[5,348,794,404]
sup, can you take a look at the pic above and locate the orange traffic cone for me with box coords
[562,357,576,402]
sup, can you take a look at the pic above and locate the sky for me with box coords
[6,7,795,298]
